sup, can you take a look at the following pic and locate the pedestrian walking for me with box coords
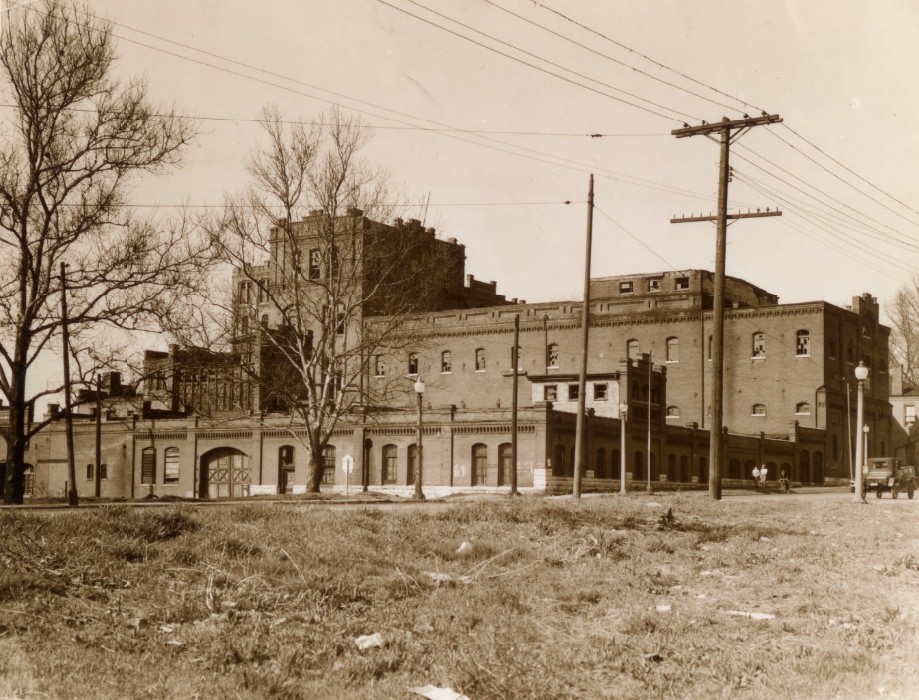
[752,465,761,489]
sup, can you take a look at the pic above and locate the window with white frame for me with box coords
[593,383,608,400]
[475,348,486,371]
[666,337,679,363]
[907,404,916,426]
[441,351,452,373]
[752,332,766,359]
[164,447,180,483]
[752,403,766,416]
[796,330,810,356]
[308,249,321,279]
[619,280,633,294]
[544,384,557,401]
[795,402,811,415]
[547,343,559,368]
[408,352,419,375]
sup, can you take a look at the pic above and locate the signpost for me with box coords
[342,454,354,496]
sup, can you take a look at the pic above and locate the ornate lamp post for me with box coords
[619,404,628,495]
[853,361,869,503]
[413,378,426,501]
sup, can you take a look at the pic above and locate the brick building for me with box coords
[17,215,892,498]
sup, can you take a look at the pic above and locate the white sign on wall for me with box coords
[342,454,355,474]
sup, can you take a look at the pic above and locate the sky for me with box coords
[19,0,919,317]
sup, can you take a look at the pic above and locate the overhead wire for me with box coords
[391,0,698,122]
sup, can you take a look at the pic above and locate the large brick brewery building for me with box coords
[16,211,892,498]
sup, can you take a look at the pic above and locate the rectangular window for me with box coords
[164,448,179,484]
[648,278,661,292]
[544,384,558,401]
[374,355,385,377]
[99,463,107,480]
[568,384,579,401]
[907,405,916,426]
[441,352,452,373]
[752,333,766,359]
[675,276,689,290]
[594,383,608,400]
[86,463,93,480]
[408,353,419,375]
[619,281,633,294]
[308,249,321,279]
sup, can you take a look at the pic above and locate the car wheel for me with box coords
[892,485,899,499]
[909,485,915,500]
[877,489,884,499]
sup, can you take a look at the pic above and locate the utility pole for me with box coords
[94,373,102,498]
[573,174,594,499]
[510,313,519,496]
[672,114,782,500]
[60,263,78,507]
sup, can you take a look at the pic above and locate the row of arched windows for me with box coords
[376,442,515,486]
[140,446,180,485]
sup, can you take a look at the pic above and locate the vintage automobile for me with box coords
[861,457,916,499]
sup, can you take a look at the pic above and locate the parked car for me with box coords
[861,457,916,499]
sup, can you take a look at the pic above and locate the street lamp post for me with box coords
[862,424,870,469]
[853,361,869,503]
[413,378,426,501]
[619,404,628,495]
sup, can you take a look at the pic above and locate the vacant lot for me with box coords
[1,492,917,699]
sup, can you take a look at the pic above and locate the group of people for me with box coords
[753,465,791,492]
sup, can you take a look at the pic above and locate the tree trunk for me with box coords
[3,368,28,504]
[307,450,323,493]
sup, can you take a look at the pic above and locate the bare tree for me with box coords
[0,1,207,503]
[887,282,919,386]
[207,106,463,493]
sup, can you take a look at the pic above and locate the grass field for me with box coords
[1,492,918,699]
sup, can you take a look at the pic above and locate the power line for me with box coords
[780,123,919,220]
[479,0,744,117]
[375,0,682,123]
[393,0,697,122]
[530,1,764,115]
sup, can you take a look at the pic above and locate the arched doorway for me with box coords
[200,448,250,499]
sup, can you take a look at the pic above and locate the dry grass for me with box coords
[0,493,917,699]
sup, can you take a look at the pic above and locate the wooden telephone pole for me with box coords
[671,114,782,500]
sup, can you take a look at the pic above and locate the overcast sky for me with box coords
[59,1,919,315]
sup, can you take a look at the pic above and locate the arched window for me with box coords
[475,348,486,371]
[707,335,713,361]
[498,443,512,486]
[666,405,680,419]
[668,454,676,480]
[680,455,689,482]
[279,445,295,494]
[472,444,487,486]
[441,351,452,373]
[382,444,397,484]
[752,403,766,416]
[164,447,180,483]
[321,445,336,484]
[633,451,643,479]
[408,352,419,375]
[666,337,679,363]
[547,343,559,368]
[795,402,811,415]
[627,339,639,359]
[752,332,766,359]
[141,447,156,484]
[239,281,253,305]
[729,459,742,479]
[796,330,810,356]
